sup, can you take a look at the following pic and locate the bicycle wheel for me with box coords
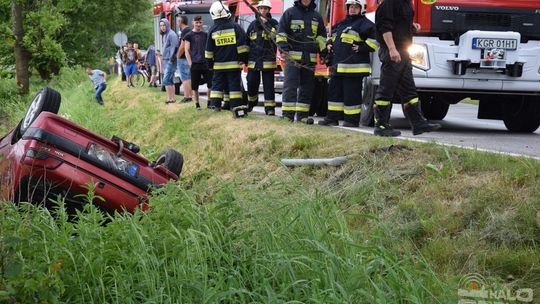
[132,72,145,87]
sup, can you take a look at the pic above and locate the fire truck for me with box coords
[357,0,540,133]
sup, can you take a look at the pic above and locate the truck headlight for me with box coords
[408,44,429,70]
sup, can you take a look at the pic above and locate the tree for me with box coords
[1,0,152,94]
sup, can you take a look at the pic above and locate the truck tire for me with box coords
[419,93,450,120]
[20,87,61,135]
[309,77,328,117]
[502,96,540,133]
[360,79,376,127]
[154,149,184,177]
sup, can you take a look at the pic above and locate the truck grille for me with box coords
[465,13,511,28]
[430,6,540,41]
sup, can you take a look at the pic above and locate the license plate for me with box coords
[472,38,517,50]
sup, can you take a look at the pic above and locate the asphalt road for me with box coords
[248,93,540,160]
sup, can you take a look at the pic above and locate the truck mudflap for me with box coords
[448,30,524,77]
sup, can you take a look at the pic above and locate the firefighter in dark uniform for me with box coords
[318,0,377,128]
[374,0,441,136]
[277,0,326,122]
[246,0,279,116]
[206,1,249,117]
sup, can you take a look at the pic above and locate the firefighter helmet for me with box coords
[257,0,272,9]
[345,0,367,15]
[210,1,231,20]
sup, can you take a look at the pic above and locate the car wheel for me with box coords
[360,78,376,127]
[418,93,450,120]
[502,95,540,133]
[154,149,184,177]
[20,87,61,135]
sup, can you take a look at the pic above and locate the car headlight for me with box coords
[408,44,429,70]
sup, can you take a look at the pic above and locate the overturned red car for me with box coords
[0,87,183,213]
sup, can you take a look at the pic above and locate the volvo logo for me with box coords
[435,6,460,10]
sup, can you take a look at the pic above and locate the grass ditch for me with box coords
[1,69,539,302]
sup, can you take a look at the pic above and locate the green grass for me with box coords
[1,69,539,303]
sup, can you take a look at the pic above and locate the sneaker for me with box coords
[318,119,338,126]
[374,124,401,137]
[342,121,359,128]
[180,97,193,103]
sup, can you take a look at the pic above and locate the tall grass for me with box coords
[2,67,540,302]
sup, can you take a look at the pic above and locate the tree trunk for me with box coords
[12,1,30,95]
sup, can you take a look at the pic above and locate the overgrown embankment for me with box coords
[1,70,539,303]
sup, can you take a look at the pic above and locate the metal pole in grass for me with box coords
[281,156,347,167]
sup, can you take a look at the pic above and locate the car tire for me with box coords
[154,149,184,177]
[360,78,376,127]
[418,93,450,120]
[19,87,61,136]
[502,95,540,133]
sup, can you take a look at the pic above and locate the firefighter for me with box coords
[246,0,279,116]
[374,0,441,136]
[277,0,327,122]
[318,0,377,128]
[206,1,249,117]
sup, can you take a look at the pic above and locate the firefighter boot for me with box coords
[373,104,401,137]
[232,105,249,118]
[403,101,441,135]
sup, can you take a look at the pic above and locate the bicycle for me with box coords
[132,64,150,87]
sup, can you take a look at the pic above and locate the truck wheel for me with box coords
[309,78,328,117]
[20,87,61,135]
[419,93,450,120]
[154,149,184,177]
[360,79,376,127]
[503,96,540,133]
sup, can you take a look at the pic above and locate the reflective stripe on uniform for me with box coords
[276,33,288,43]
[265,101,276,107]
[375,100,391,106]
[336,63,371,74]
[248,61,256,69]
[289,51,302,60]
[229,91,242,99]
[237,45,249,54]
[310,53,318,63]
[205,51,214,59]
[290,19,304,30]
[263,61,277,69]
[212,29,237,46]
[210,91,223,99]
[213,61,241,70]
[311,21,319,35]
[406,97,419,105]
[340,32,361,44]
[282,101,296,112]
[328,101,344,112]
[296,102,310,112]
[366,38,379,51]
[248,95,258,102]
[224,94,230,101]
[211,28,235,38]
[344,105,361,115]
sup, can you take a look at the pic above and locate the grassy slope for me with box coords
[1,70,539,303]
